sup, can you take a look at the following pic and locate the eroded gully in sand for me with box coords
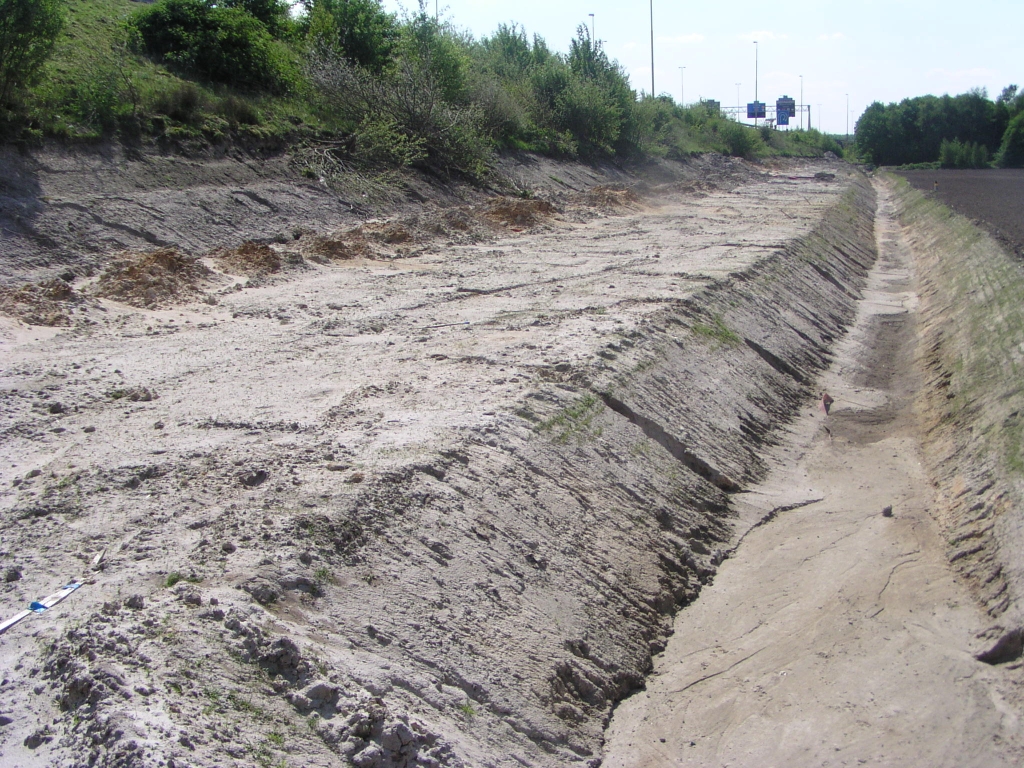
[600,178,1024,768]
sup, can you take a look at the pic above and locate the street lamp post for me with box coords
[753,40,759,126]
[679,66,685,106]
[588,13,595,43]
[650,0,655,97]
[799,74,804,131]
[846,93,849,138]
[736,83,741,114]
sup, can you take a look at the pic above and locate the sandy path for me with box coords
[601,179,1024,767]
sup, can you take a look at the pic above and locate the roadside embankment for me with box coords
[897,175,1024,634]
[0,162,876,768]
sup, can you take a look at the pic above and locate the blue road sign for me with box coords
[777,110,790,125]
[747,102,766,119]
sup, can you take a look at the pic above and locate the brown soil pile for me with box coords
[441,209,475,232]
[0,278,80,326]
[92,248,213,308]
[364,222,415,245]
[586,185,640,209]
[214,241,282,277]
[483,197,557,228]
[306,228,375,261]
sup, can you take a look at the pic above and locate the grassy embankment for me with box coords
[25,0,315,143]
[8,0,843,176]
[892,173,1024,620]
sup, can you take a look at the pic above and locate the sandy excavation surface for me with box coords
[0,155,982,768]
[601,179,1024,767]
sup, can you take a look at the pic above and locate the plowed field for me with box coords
[897,169,1024,257]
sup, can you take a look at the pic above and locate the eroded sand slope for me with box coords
[0,158,878,767]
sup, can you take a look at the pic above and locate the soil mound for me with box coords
[483,197,557,228]
[306,228,375,261]
[364,222,415,245]
[0,278,82,326]
[586,185,641,209]
[93,248,213,308]
[215,241,282,277]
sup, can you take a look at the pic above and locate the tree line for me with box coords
[855,87,1024,168]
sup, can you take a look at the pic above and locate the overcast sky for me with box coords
[380,0,1023,135]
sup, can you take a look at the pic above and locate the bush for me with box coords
[130,0,297,93]
[354,116,426,166]
[721,121,759,158]
[939,138,989,168]
[224,0,292,38]
[307,48,490,177]
[997,112,1024,168]
[0,0,65,105]
[555,78,621,155]
[218,94,261,126]
[304,0,397,73]
[151,81,205,124]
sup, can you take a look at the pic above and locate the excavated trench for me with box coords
[0,160,897,768]
[600,176,1024,768]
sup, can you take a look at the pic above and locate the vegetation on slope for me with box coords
[0,0,842,177]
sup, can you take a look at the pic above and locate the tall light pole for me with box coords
[736,83,741,117]
[650,0,655,97]
[818,104,822,132]
[679,66,685,106]
[753,40,759,126]
[588,13,595,43]
[846,93,849,137]
[799,74,804,131]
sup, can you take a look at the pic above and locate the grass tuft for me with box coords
[690,315,742,346]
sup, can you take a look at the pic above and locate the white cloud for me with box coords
[817,32,845,41]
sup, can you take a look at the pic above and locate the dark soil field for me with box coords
[896,169,1024,258]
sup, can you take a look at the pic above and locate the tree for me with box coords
[854,90,1001,166]
[997,112,1024,168]
[304,0,397,73]
[130,0,295,93]
[0,0,65,105]
[223,0,292,38]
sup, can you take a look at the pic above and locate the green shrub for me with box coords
[619,95,675,156]
[555,78,621,155]
[0,0,66,105]
[997,112,1024,168]
[721,121,758,158]
[939,137,989,168]
[224,0,291,38]
[129,0,297,93]
[218,93,261,126]
[307,35,490,178]
[397,13,471,105]
[152,81,206,123]
[304,0,397,73]
[470,75,532,146]
[354,116,426,166]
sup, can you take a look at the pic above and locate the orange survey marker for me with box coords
[819,392,834,415]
